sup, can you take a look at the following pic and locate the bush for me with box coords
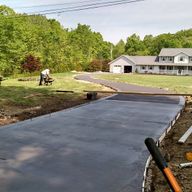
[102,59,110,72]
[21,54,41,73]
[87,59,111,72]
[87,59,102,72]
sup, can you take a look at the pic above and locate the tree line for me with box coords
[1,5,192,76]
[0,5,111,76]
[113,30,192,58]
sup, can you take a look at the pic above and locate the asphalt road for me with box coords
[0,74,184,192]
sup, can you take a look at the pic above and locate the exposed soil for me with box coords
[0,92,110,126]
[145,97,192,192]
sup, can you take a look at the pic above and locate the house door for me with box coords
[178,66,184,75]
[124,66,132,73]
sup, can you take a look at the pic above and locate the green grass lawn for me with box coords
[95,73,192,93]
[0,72,107,107]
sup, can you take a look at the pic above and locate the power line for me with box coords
[28,0,144,15]
[5,0,144,19]
[13,0,106,9]
[28,0,142,14]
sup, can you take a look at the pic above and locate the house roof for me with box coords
[109,55,160,65]
[108,55,135,65]
[109,48,192,66]
[127,56,158,65]
[159,48,192,56]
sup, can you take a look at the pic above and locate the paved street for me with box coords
[0,74,184,192]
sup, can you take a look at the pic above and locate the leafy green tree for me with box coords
[2,5,192,76]
[143,35,154,55]
[150,33,182,55]
[125,34,145,55]
[113,40,125,58]
[68,24,111,71]
[0,5,15,15]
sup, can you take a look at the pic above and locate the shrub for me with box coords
[87,59,102,72]
[87,59,110,72]
[21,54,41,73]
[102,59,110,72]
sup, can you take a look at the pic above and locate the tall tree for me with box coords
[125,34,145,55]
[113,39,125,58]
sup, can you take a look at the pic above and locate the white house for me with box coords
[109,48,192,75]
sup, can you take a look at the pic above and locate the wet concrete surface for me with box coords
[108,94,179,104]
[0,94,183,192]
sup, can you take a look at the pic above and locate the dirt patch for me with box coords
[0,93,111,126]
[145,97,192,192]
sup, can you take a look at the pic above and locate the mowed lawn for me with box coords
[95,73,192,93]
[0,72,108,107]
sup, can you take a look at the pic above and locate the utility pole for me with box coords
[110,44,113,60]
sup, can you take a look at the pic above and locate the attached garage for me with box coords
[109,55,135,74]
[108,48,192,75]
[124,66,132,73]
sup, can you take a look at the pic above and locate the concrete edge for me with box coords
[141,96,186,192]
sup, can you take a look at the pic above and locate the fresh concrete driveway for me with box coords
[0,94,183,192]
[0,74,184,191]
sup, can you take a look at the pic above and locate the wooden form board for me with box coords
[83,90,192,96]
[178,126,192,144]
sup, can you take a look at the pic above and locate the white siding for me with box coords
[159,56,174,63]
[110,57,135,73]
[174,53,189,64]
[136,65,159,74]
[109,50,192,76]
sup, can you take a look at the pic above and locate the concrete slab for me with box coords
[0,95,183,192]
[107,94,179,104]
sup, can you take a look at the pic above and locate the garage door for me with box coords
[113,65,121,73]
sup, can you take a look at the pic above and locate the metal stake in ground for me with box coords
[145,138,182,192]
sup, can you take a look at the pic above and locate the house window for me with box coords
[190,57,192,62]
[167,66,173,70]
[149,66,153,70]
[188,66,192,71]
[162,57,166,61]
[168,57,173,61]
[142,66,146,70]
[159,66,165,70]
[114,65,121,67]
[179,56,185,62]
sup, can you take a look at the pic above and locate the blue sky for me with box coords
[1,0,192,44]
